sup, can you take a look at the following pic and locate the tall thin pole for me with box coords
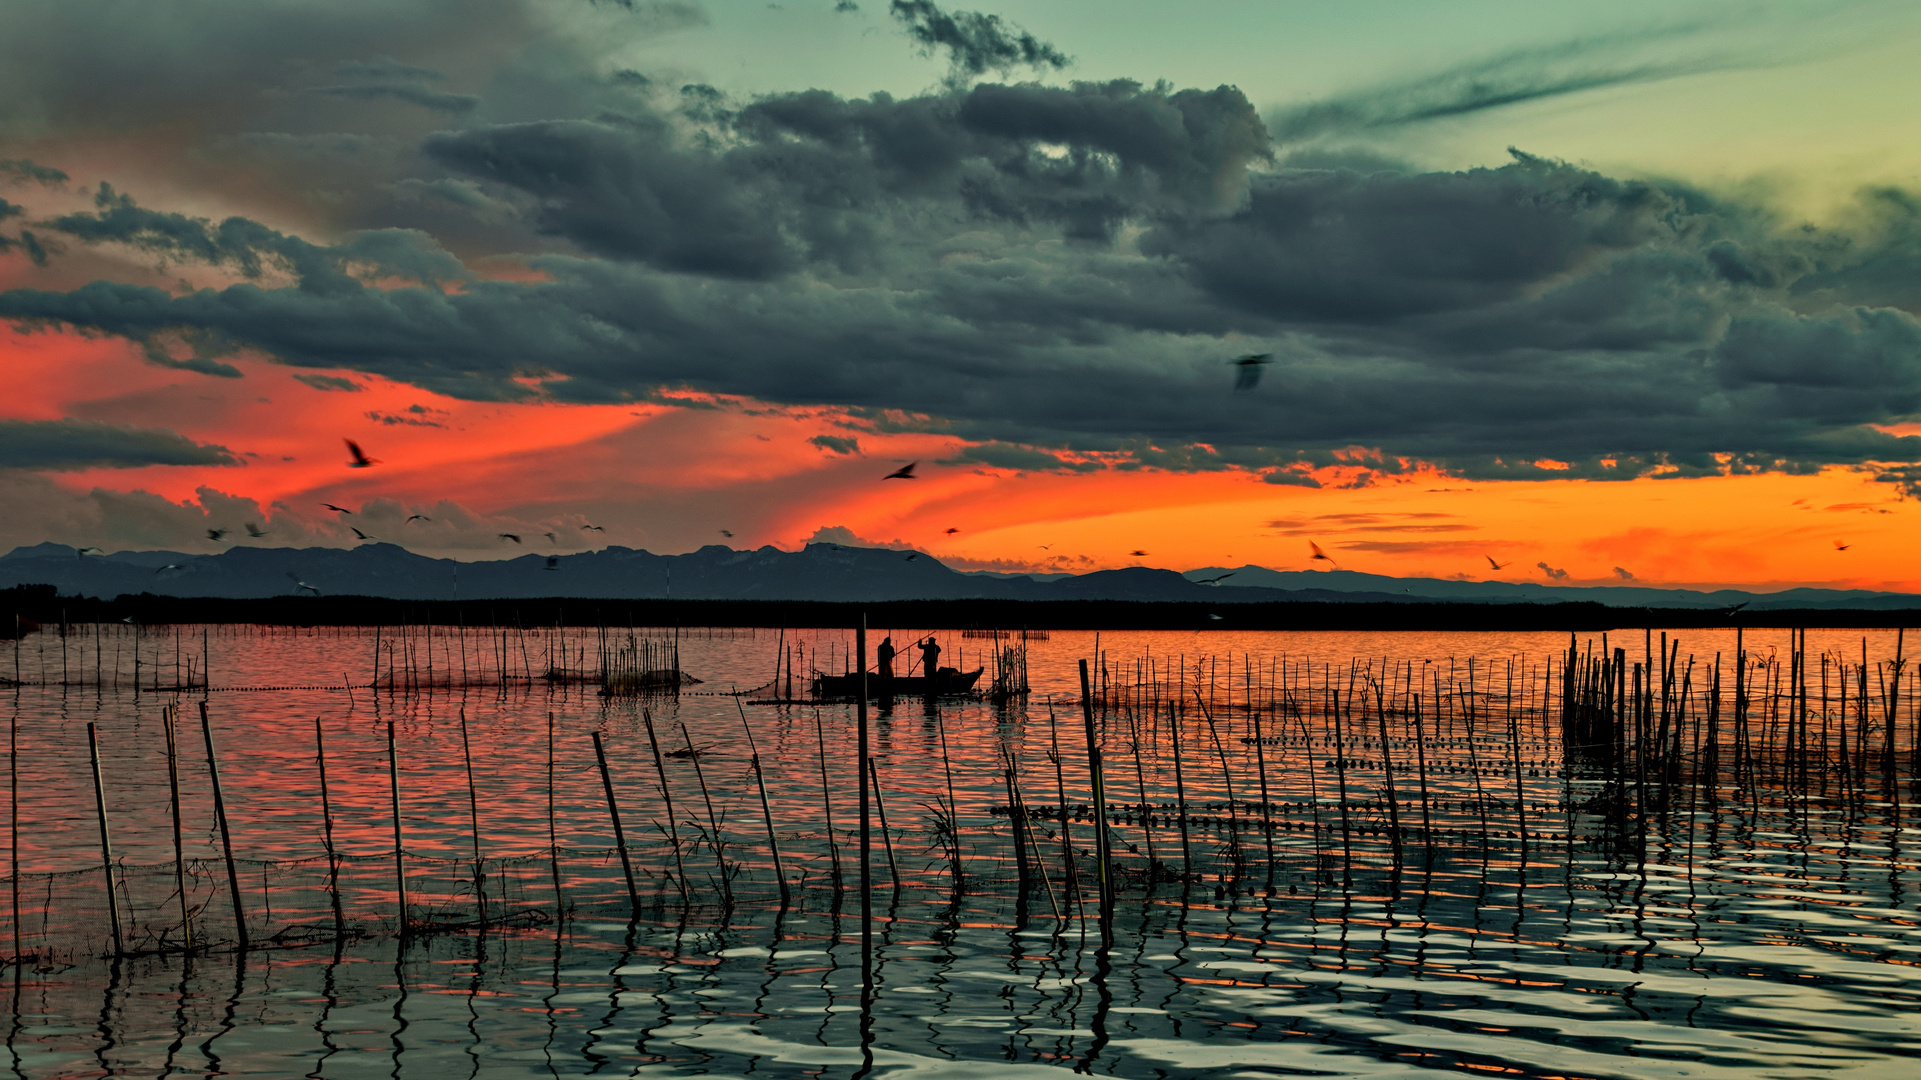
[200,702,248,951]
[735,696,789,905]
[87,722,124,957]
[856,619,872,964]
[1078,660,1113,930]
[639,709,691,903]
[315,717,342,938]
[387,721,409,937]
[458,709,487,926]
[164,705,191,950]
[591,731,642,911]
[9,710,19,962]
[548,711,563,913]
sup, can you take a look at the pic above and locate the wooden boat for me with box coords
[810,667,984,700]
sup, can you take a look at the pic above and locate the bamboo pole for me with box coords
[868,758,901,896]
[458,709,487,926]
[735,696,789,905]
[315,718,342,938]
[87,722,124,957]
[639,709,691,904]
[387,721,409,937]
[591,730,642,911]
[200,702,248,951]
[165,705,191,950]
[1078,660,1113,927]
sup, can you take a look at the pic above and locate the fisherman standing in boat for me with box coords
[918,636,942,683]
[876,635,897,706]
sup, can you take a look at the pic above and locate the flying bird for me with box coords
[905,553,919,561]
[207,528,229,542]
[1038,544,1052,550]
[944,527,960,535]
[320,503,353,514]
[1723,601,1750,617]
[351,527,375,541]
[76,546,104,558]
[1230,353,1273,392]
[543,531,558,544]
[580,524,604,532]
[719,529,734,538]
[1207,613,1224,621]
[1130,550,1149,557]
[285,573,320,596]
[883,462,917,480]
[1309,541,1339,568]
[245,523,268,538]
[498,533,521,544]
[343,439,378,468]
[406,514,430,524]
[1834,540,1851,551]
[1485,555,1509,571]
[544,555,560,571]
[1192,572,1236,585]
[154,564,182,574]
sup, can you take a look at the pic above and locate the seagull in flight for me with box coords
[1485,555,1509,571]
[719,529,734,538]
[1130,549,1149,557]
[406,514,430,524]
[498,533,521,544]
[544,555,560,571]
[1192,571,1236,585]
[76,546,104,558]
[245,523,268,538]
[580,523,604,532]
[343,439,378,468]
[543,531,558,544]
[285,574,320,595]
[207,528,229,542]
[321,503,354,514]
[1230,353,1273,392]
[1834,540,1851,551]
[154,564,183,574]
[1309,540,1339,568]
[351,527,375,541]
[905,553,919,561]
[883,462,917,480]
[944,527,960,535]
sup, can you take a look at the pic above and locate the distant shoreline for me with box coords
[5,591,1918,631]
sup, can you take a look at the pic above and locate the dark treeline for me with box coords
[3,583,1917,630]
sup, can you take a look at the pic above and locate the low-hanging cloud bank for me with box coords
[2,0,1920,490]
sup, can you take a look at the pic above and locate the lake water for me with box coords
[2,624,1918,1078]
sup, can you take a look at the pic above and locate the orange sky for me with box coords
[6,323,1915,591]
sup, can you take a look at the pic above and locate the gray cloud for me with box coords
[0,419,240,470]
[0,158,67,185]
[309,83,480,114]
[888,0,1069,78]
[808,434,861,454]
[3,4,1921,494]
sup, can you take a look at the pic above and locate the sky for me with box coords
[3,0,1921,592]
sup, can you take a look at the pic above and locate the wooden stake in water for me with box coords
[548,711,563,912]
[387,721,409,937]
[314,717,342,939]
[868,758,901,895]
[734,696,790,906]
[1078,660,1114,926]
[165,705,192,950]
[87,722,125,957]
[856,619,872,956]
[591,730,642,911]
[458,709,487,926]
[639,709,691,904]
[813,710,843,885]
[9,710,19,962]
[678,722,733,909]
[200,702,248,951]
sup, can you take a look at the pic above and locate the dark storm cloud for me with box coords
[0,159,68,185]
[888,0,1069,77]
[309,83,481,114]
[3,2,1921,491]
[0,419,239,470]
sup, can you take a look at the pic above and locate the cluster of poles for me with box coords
[8,621,1919,966]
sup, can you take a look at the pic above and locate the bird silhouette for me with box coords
[544,555,561,571]
[944,527,960,535]
[719,529,734,538]
[320,503,353,514]
[905,553,919,561]
[1834,540,1851,551]
[498,533,521,544]
[1207,613,1224,621]
[1723,601,1750,618]
[406,514,430,524]
[351,527,376,541]
[1038,544,1052,550]
[1485,555,1509,570]
[543,531,558,544]
[883,462,917,480]
[1309,541,1339,568]
[76,546,104,558]
[154,564,182,574]
[1230,353,1273,391]
[207,528,228,542]
[580,523,604,532]
[343,439,378,468]
[245,523,267,538]
[1130,549,1148,557]
[284,573,320,596]
[1192,571,1236,585]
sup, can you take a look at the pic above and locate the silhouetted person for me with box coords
[877,636,896,679]
[919,637,941,680]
